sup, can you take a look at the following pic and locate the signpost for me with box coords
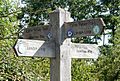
[14,8,105,81]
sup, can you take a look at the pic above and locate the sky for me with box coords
[98,29,112,46]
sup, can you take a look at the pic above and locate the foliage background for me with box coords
[0,0,120,81]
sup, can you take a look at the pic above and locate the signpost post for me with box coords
[14,8,105,81]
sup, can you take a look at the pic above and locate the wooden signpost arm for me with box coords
[49,8,71,81]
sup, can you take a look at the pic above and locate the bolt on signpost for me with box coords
[14,8,105,81]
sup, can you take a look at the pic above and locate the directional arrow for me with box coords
[64,18,105,38]
[23,25,52,40]
[14,39,55,57]
[70,43,100,59]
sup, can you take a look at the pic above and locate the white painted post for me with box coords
[49,8,72,81]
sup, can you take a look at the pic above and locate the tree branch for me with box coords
[0,10,21,18]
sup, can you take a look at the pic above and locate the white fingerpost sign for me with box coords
[14,39,55,57]
[70,43,100,58]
